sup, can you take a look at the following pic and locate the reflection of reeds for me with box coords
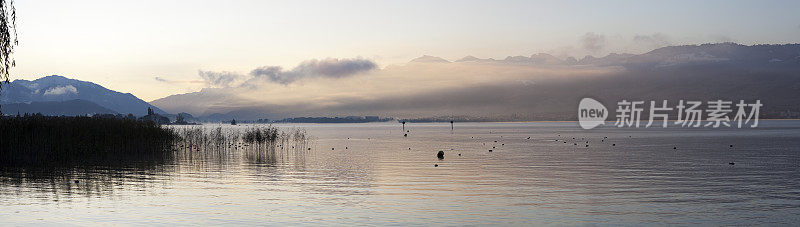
[0,116,177,200]
[0,119,311,199]
[0,165,174,200]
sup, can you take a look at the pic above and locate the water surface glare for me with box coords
[2,121,799,225]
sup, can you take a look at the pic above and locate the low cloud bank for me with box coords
[250,58,377,85]
[198,71,243,88]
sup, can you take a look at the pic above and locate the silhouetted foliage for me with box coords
[1,122,312,198]
[0,115,176,167]
[0,0,15,83]
[171,125,310,165]
[0,0,16,114]
[242,126,279,145]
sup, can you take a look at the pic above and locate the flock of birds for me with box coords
[435,131,737,167]
[322,125,740,167]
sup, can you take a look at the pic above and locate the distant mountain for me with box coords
[150,87,236,119]
[578,53,636,65]
[496,53,570,65]
[0,75,166,116]
[455,55,481,62]
[623,43,800,68]
[529,53,567,65]
[568,43,800,68]
[1,99,117,116]
[447,43,800,68]
[151,43,800,121]
[410,55,451,63]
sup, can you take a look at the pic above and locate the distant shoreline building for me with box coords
[139,107,170,124]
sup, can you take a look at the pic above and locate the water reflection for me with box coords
[1,122,799,225]
[1,163,174,201]
[0,125,311,201]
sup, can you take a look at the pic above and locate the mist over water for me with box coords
[1,121,799,225]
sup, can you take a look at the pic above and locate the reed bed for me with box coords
[0,115,176,167]
[0,115,311,168]
[1,117,311,198]
[171,125,310,165]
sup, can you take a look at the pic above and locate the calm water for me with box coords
[2,121,800,226]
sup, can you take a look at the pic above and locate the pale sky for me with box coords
[10,0,800,101]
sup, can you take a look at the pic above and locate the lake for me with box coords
[1,121,799,226]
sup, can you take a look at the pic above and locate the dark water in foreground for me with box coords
[1,121,799,226]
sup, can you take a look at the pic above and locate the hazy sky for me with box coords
[10,0,800,101]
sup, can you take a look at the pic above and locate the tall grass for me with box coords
[0,115,176,167]
[1,118,312,198]
[171,125,310,165]
[0,116,311,168]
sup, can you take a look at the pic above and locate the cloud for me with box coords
[154,76,204,84]
[154,77,168,82]
[633,33,672,49]
[250,58,377,85]
[710,34,734,43]
[580,32,606,53]
[198,70,243,88]
[43,85,78,96]
[152,60,623,118]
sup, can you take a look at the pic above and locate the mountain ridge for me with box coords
[0,99,118,116]
[0,75,166,116]
[150,43,800,121]
[428,42,800,67]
